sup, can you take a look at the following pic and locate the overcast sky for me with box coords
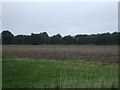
[2,2,118,36]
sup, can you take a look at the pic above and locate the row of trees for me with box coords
[1,30,120,45]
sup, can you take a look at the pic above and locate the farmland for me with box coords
[2,45,118,62]
[2,45,119,88]
[3,57,118,88]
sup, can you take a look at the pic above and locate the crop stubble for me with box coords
[2,45,118,62]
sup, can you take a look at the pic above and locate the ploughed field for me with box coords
[2,45,118,62]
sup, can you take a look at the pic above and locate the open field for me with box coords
[2,45,118,62]
[2,45,118,88]
[2,57,118,88]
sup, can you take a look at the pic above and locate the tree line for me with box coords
[1,30,120,45]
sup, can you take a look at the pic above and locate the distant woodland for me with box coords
[1,30,120,45]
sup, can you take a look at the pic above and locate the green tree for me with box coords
[2,30,14,45]
[39,32,50,44]
[95,32,116,45]
[75,34,91,44]
[50,34,62,44]
[62,35,75,44]
[14,35,31,45]
[31,32,50,45]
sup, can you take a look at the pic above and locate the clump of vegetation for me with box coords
[1,30,119,45]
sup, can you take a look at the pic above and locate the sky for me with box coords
[2,2,118,36]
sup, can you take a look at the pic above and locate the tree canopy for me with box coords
[1,30,119,45]
[2,30,14,45]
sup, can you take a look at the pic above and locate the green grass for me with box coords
[2,57,118,88]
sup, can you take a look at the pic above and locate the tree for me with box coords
[112,32,118,44]
[39,32,50,44]
[95,32,115,45]
[62,35,75,44]
[2,30,14,45]
[75,34,91,44]
[118,32,120,45]
[31,32,50,45]
[50,34,62,44]
[14,35,31,45]
[31,33,41,45]
[1,30,119,45]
